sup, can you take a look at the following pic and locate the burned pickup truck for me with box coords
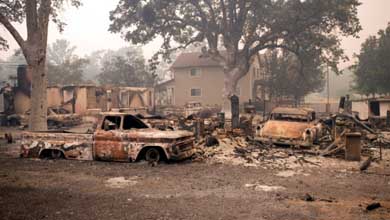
[20,113,195,162]
[256,107,324,147]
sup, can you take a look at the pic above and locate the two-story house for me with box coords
[155,52,266,107]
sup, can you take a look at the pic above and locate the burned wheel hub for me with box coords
[51,150,63,159]
[145,148,160,162]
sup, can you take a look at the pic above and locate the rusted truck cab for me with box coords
[93,113,195,162]
[21,113,196,163]
[256,107,322,147]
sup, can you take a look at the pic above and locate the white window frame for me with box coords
[190,87,202,97]
[189,68,202,78]
[167,86,175,105]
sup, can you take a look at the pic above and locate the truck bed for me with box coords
[20,131,94,161]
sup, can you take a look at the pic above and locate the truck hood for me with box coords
[96,129,194,140]
[135,129,194,139]
[260,120,311,140]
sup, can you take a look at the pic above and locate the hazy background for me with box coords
[1,0,390,62]
[0,0,390,99]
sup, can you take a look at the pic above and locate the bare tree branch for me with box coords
[0,13,25,50]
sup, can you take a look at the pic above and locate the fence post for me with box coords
[231,95,239,129]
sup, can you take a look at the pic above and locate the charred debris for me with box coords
[1,71,390,167]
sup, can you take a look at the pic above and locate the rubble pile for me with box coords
[191,111,389,168]
[193,136,323,169]
[160,103,390,169]
[1,89,389,168]
[192,133,386,172]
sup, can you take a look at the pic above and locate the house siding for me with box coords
[352,99,390,119]
[352,100,369,120]
[379,101,390,117]
[172,66,253,107]
[155,52,263,107]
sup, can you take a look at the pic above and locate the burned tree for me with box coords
[109,0,361,113]
[0,0,81,131]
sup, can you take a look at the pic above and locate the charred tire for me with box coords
[8,118,20,126]
[50,150,64,159]
[144,148,161,162]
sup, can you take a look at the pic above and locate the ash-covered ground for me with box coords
[0,141,389,220]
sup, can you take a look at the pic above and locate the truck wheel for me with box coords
[51,150,63,159]
[8,118,20,126]
[145,148,161,162]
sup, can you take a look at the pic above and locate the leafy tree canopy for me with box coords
[46,39,88,85]
[82,50,105,81]
[97,46,155,87]
[353,23,390,95]
[0,0,81,51]
[47,39,77,65]
[109,0,361,88]
[261,49,325,104]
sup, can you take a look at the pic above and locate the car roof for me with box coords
[100,112,131,116]
[271,107,314,115]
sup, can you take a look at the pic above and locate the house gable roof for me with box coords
[171,52,221,69]
[171,51,263,69]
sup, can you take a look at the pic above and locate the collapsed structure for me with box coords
[352,96,390,128]
[0,65,154,127]
[0,57,389,168]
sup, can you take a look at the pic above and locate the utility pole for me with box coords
[326,65,331,113]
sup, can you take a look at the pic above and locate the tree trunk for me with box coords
[0,0,51,131]
[222,70,238,116]
[26,0,51,131]
[230,95,240,129]
[224,68,245,130]
[28,59,48,131]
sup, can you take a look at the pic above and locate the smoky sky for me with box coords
[1,0,390,67]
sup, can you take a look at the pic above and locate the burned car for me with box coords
[20,113,196,162]
[256,107,323,147]
[7,107,82,129]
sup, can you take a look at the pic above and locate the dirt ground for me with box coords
[0,141,390,220]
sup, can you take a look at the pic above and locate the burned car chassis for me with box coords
[20,113,196,163]
[256,107,323,147]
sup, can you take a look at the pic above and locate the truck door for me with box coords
[93,115,129,162]
[120,115,150,160]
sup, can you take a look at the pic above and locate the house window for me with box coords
[190,88,202,97]
[167,87,174,105]
[190,68,201,77]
